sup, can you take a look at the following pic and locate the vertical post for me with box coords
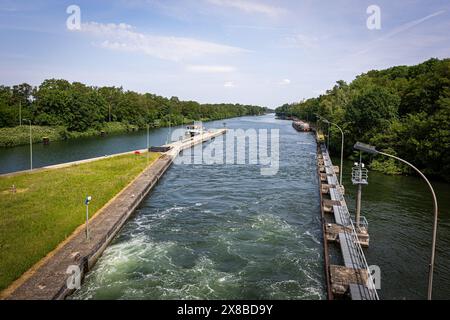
[84,196,92,240]
[147,124,150,162]
[29,120,32,171]
[167,115,171,144]
[339,128,344,186]
[85,203,89,240]
[355,152,362,228]
[356,184,362,228]
[327,122,330,149]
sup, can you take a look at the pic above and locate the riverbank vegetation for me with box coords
[0,152,159,291]
[276,58,450,180]
[0,79,267,147]
[0,122,139,147]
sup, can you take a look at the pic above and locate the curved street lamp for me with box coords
[322,119,344,187]
[354,142,439,300]
[315,115,345,187]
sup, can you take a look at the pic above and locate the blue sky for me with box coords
[0,0,449,108]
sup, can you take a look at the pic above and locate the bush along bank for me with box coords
[0,122,139,147]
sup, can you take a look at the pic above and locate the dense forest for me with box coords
[276,58,450,180]
[0,79,267,146]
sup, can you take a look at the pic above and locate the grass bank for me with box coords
[0,114,251,148]
[0,122,139,147]
[0,152,159,291]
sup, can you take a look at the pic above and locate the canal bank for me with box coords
[2,129,226,299]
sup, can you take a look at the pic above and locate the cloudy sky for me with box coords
[0,0,449,107]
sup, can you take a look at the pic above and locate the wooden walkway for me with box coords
[318,143,378,300]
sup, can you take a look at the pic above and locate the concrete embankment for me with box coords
[2,129,226,300]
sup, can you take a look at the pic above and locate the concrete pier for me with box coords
[2,128,226,300]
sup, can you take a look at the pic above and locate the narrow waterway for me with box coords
[71,115,325,299]
[1,114,449,299]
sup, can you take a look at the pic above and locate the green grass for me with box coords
[0,122,139,147]
[0,152,160,291]
[0,125,65,147]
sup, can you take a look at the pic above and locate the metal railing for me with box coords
[359,216,369,232]
[322,145,379,300]
[352,166,368,185]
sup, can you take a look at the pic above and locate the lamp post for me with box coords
[322,119,345,187]
[327,121,330,150]
[314,113,321,133]
[147,124,150,161]
[23,119,32,171]
[354,142,439,300]
[84,196,92,240]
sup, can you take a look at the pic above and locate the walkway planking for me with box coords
[318,143,378,300]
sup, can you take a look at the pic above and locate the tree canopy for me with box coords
[276,58,450,180]
[0,79,268,132]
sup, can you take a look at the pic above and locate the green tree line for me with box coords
[276,58,450,180]
[0,79,267,132]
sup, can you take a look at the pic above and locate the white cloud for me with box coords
[186,65,236,73]
[224,81,235,87]
[280,79,291,85]
[206,0,286,17]
[77,22,247,61]
[284,34,319,49]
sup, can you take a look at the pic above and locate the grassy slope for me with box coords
[0,122,139,147]
[0,152,159,291]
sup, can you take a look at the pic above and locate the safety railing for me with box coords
[321,145,379,300]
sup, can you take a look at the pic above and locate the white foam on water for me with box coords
[304,230,321,244]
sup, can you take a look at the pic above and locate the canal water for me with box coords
[1,114,449,299]
[342,163,450,300]
[70,115,325,299]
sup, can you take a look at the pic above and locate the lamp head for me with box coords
[354,142,378,154]
[85,196,92,205]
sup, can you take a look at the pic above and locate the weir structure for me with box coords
[2,128,226,300]
[316,135,379,300]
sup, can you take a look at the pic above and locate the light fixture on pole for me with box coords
[84,196,92,240]
[321,119,345,187]
[354,141,439,300]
